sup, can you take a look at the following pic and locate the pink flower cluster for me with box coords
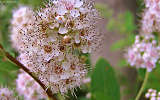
[145,89,160,100]
[141,0,160,34]
[126,35,160,72]
[0,88,16,100]
[16,71,47,100]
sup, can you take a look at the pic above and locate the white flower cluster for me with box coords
[11,6,35,51]
[16,71,47,100]
[11,0,101,94]
[145,89,160,100]
[126,35,160,72]
[0,88,16,100]
[140,0,160,34]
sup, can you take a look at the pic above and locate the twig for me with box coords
[0,44,57,100]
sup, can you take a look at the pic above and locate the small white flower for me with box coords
[55,15,66,23]
[70,9,80,17]
[56,6,68,15]
[59,26,68,34]
[86,93,91,99]
[151,92,157,97]
[74,0,83,8]
[151,97,156,100]
[75,34,80,43]
[145,93,150,98]
[157,97,160,100]
[52,0,59,4]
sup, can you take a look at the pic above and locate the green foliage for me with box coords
[19,0,44,9]
[0,55,19,85]
[95,3,113,18]
[138,68,146,80]
[136,0,145,15]
[109,13,136,51]
[91,58,120,100]
[0,3,18,53]
[0,57,19,72]
[96,3,136,51]
[79,98,90,100]
[145,63,160,91]
[117,59,128,67]
[107,11,136,34]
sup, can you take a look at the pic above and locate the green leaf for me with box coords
[0,56,19,72]
[110,34,135,51]
[0,69,17,85]
[110,39,126,51]
[95,3,113,18]
[106,18,116,31]
[0,56,18,86]
[91,58,120,100]
[117,59,128,67]
[78,98,90,100]
[117,11,136,34]
[145,63,160,91]
[137,68,146,80]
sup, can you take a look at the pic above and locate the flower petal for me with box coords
[59,26,68,34]
[70,9,80,17]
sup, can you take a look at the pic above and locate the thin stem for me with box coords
[135,71,149,100]
[0,44,57,100]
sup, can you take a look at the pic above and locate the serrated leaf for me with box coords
[91,58,120,100]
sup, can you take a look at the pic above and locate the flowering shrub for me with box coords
[1,0,160,100]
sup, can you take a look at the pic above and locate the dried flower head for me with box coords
[11,0,101,94]
[126,35,160,72]
[0,88,16,100]
[16,71,47,100]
